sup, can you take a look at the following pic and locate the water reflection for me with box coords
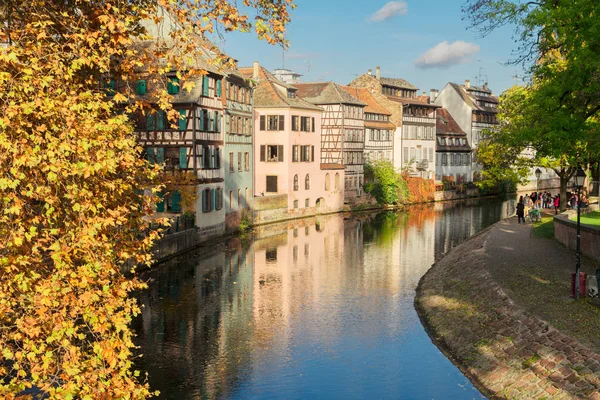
[134,198,515,399]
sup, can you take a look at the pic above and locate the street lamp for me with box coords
[574,166,586,300]
[535,168,542,209]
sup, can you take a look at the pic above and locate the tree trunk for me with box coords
[559,175,568,212]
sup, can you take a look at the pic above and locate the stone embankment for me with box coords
[417,219,600,399]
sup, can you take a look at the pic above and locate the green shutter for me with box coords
[168,77,179,94]
[215,112,220,133]
[157,110,165,130]
[146,147,155,164]
[146,113,154,131]
[104,78,115,96]
[136,79,147,95]
[178,109,187,130]
[210,188,215,211]
[199,110,205,131]
[179,147,187,169]
[156,148,165,164]
[202,76,209,96]
[171,190,181,212]
[156,191,165,212]
[202,191,206,212]
[216,80,222,97]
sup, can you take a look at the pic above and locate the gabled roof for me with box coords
[447,83,499,113]
[238,66,322,111]
[294,82,366,106]
[380,77,418,91]
[338,86,391,115]
[386,95,440,108]
[436,108,466,136]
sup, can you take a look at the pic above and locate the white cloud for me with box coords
[370,1,408,22]
[415,41,480,69]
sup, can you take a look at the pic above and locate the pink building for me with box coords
[239,63,344,216]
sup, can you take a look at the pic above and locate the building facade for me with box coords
[340,86,395,164]
[432,80,499,181]
[240,63,344,215]
[294,82,367,199]
[435,108,472,182]
[224,70,254,232]
[349,67,437,180]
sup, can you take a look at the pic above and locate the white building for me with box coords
[435,108,472,183]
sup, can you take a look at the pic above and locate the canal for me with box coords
[133,197,516,399]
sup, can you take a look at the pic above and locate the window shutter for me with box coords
[278,115,284,131]
[202,191,206,212]
[260,115,265,131]
[210,188,215,211]
[156,148,165,164]
[216,80,222,97]
[179,147,187,169]
[171,190,181,212]
[157,111,165,130]
[215,112,220,133]
[136,80,146,95]
[168,77,179,94]
[260,145,265,162]
[178,109,187,130]
[311,146,315,162]
[215,148,221,169]
[202,76,209,96]
[146,147,155,164]
[156,192,165,212]
[278,145,284,162]
[292,145,298,162]
[146,113,154,131]
[312,117,315,132]
[203,147,209,169]
[199,110,205,131]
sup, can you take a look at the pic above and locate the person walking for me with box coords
[517,196,525,224]
[554,194,560,215]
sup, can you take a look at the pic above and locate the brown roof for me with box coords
[386,95,440,108]
[338,86,392,115]
[436,108,466,136]
[365,120,396,130]
[320,163,345,170]
[238,66,322,111]
[448,83,499,114]
[294,82,366,106]
[380,77,418,90]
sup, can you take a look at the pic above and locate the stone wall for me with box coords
[151,228,201,263]
[554,205,600,261]
[434,188,479,202]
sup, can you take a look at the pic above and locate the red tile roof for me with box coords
[338,86,392,115]
[436,108,466,135]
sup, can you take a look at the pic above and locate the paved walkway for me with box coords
[417,217,600,399]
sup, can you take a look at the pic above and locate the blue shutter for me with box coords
[178,109,187,130]
[202,76,209,96]
[210,188,215,211]
[179,147,187,169]
[157,110,165,130]
[168,77,179,94]
[156,148,165,164]
[171,190,181,212]
[216,80,222,97]
[146,147,155,164]
[156,191,165,212]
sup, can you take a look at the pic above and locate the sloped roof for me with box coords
[380,77,418,90]
[294,82,366,106]
[338,86,391,115]
[448,83,499,113]
[386,95,440,108]
[437,108,466,136]
[238,66,322,111]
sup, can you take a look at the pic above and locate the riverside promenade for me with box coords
[417,216,600,399]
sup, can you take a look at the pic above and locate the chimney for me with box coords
[368,69,372,76]
[376,66,381,81]
[483,82,488,90]
[465,79,470,88]
[253,61,259,80]
[430,89,439,102]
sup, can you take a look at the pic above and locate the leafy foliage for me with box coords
[0,0,293,398]
[364,160,408,205]
[403,173,435,204]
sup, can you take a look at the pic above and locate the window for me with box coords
[202,188,212,212]
[335,173,340,190]
[429,148,433,162]
[244,152,249,171]
[292,116,299,131]
[294,200,298,209]
[167,77,179,94]
[135,79,146,95]
[215,188,223,210]
[305,174,310,190]
[292,145,299,162]
[266,176,278,193]
[300,145,314,162]
[442,154,447,166]
[266,248,277,262]
[238,189,242,208]
[403,147,409,164]
[229,190,234,209]
[325,173,330,191]
[293,175,299,191]
[260,145,283,162]
[266,115,284,131]
[300,116,311,132]
[305,198,310,208]
[238,152,242,171]
[229,152,234,172]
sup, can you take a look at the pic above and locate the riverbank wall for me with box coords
[554,204,600,261]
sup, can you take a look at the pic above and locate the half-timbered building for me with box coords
[435,108,472,183]
[223,68,254,232]
[340,86,395,164]
[294,82,367,199]
[432,80,499,181]
[239,63,344,215]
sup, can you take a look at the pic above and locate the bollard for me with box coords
[571,272,587,298]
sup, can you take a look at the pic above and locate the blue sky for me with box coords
[215,0,525,95]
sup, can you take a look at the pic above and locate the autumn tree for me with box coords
[463,0,600,207]
[0,0,293,398]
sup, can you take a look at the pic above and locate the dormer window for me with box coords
[287,89,296,98]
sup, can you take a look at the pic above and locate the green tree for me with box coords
[0,0,293,398]
[364,159,408,206]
